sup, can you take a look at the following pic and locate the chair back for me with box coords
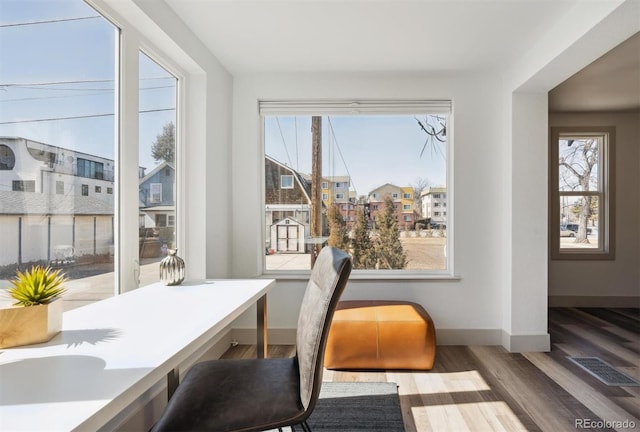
[296,246,352,410]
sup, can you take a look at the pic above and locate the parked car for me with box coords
[560,226,576,237]
[564,223,592,235]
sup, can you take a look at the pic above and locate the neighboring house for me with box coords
[0,137,115,204]
[0,136,176,264]
[368,183,417,228]
[421,187,447,227]
[399,186,416,227]
[138,161,176,231]
[321,176,355,224]
[265,155,312,253]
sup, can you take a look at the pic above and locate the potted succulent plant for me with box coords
[0,265,68,348]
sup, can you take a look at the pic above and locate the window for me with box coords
[77,158,104,180]
[550,127,615,259]
[434,193,440,198]
[0,0,182,308]
[12,180,35,192]
[156,214,167,227]
[262,100,450,273]
[138,52,178,285]
[0,145,15,170]
[280,174,294,189]
[95,186,101,193]
[150,183,162,203]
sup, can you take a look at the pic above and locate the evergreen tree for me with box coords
[375,195,406,269]
[151,122,175,163]
[327,204,350,251]
[351,206,376,269]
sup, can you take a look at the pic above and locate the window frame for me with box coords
[259,99,454,278]
[150,183,163,203]
[549,126,615,260]
[280,174,294,189]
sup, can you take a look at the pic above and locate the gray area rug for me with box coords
[278,381,405,432]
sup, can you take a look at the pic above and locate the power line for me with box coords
[0,108,175,125]
[0,85,175,101]
[327,116,358,196]
[0,16,102,28]
[275,117,293,168]
[0,91,112,103]
[1,77,174,87]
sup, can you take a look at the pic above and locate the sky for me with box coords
[0,0,446,192]
[0,0,176,172]
[265,115,447,197]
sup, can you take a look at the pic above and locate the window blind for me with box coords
[258,100,452,116]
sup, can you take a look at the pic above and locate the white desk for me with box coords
[0,279,275,431]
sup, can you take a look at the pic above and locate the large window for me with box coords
[0,0,181,309]
[550,127,615,259]
[138,52,178,286]
[262,101,451,274]
[0,0,117,310]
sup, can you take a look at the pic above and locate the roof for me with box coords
[0,191,113,215]
[265,155,312,201]
[140,205,175,212]
[139,161,175,184]
[421,187,447,196]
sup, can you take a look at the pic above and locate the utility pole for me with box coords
[310,116,322,267]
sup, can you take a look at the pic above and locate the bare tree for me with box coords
[415,115,446,159]
[559,138,598,243]
[411,176,431,219]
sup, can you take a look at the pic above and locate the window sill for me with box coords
[260,270,461,282]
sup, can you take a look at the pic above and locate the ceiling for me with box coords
[164,1,639,112]
[165,0,576,74]
[549,31,640,113]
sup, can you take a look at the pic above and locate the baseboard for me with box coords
[435,328,503,346]
[501,330,550,353]
[549,296,640,308]
[232,327,503,347]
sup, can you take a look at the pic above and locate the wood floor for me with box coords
[222,308,639,432]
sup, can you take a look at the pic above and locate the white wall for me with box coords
[549,112,640,306]
[230,72,510,344]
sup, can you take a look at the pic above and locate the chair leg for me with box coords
[300,421,312,432]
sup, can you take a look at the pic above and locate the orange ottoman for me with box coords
[324,300,436,370]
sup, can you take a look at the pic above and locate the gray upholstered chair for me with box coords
[152,246,352,432]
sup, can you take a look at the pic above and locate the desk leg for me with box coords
[167,368,179,400]
[257,294,267,358]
